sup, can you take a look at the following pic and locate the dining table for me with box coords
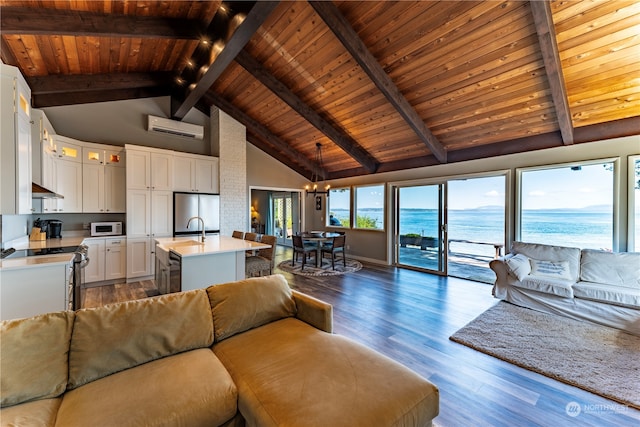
[300,231,342,268]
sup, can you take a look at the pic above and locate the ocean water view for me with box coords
[332,208,614,257]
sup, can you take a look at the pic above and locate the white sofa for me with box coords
[490,241,640,336]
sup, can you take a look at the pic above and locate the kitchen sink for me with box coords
[164,240,205,248]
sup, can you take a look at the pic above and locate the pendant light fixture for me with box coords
[305,143,330,196]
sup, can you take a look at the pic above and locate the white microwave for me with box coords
[90,222,123,237]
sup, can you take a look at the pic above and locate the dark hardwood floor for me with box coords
[83,246,640,427]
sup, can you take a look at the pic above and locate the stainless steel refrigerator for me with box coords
[173,192,220,236]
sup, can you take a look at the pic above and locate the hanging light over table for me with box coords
[305,143,330,196]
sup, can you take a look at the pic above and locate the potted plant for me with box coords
[400,233,422,247]
[420,236,437,250]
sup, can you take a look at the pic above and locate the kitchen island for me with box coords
[154,235,270,292]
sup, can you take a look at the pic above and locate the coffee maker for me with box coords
[46,220,63,238]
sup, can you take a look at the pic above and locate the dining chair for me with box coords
[246,235,277,277]
[321,234,346,270]
[292,235,315,271]
[321,231,345,250]
[232,230,244,239]
[244,232,258,241]
[244,232,259,257]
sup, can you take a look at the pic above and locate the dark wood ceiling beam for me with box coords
[0,37,19,66]
[27,72,173,95]
[0,6,201,39]
[204,91,318,176]
[172,1,279,120]
[32,86,171,108]
[235,50,379,174]
[309,0,447,164]
[530,0,574,145]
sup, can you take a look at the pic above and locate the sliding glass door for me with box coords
[271,192,300,246]
[395,184,447,275]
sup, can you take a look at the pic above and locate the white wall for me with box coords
[42,96,211,155]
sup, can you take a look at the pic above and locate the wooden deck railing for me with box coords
[447,239,504,259]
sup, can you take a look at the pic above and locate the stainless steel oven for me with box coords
[69,245,90,310]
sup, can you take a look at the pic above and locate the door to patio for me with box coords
[393,175,506,282]
[394,184,447,275]
[271,192,300,246]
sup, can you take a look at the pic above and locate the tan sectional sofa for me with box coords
[490,241,640,336]
[1,274,439,427]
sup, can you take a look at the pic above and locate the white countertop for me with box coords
[11,236,88,250]
[155,235,270,258]
[0,253,73,270]
[0,235,125,270]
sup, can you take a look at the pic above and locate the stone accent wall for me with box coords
[211,107,247,236]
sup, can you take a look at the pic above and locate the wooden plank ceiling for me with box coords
[1,1,639,180]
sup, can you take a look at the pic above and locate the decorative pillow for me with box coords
[530,258,572,281]
[208,274,297,342]
[1,311,74,407]
[68,289,214,390]
[505,253,531,280]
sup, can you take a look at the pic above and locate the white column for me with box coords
[211,107,247,236]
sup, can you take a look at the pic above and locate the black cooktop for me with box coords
[1,245,79,259]
[27,246,79,256]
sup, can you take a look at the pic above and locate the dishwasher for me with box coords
[168,252,181,293]
[155,244,181,294]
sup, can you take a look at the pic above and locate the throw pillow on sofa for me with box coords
[530,259,572,281]
[1,311,74,407]
[505,253,531,280]
[208,274,297,342]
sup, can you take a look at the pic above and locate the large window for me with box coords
[448,175,506,260]
[354,184,385,230]
[518,161,615,250]
[327,187,350,227]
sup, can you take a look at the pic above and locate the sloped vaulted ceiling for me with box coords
[1,0,639,180]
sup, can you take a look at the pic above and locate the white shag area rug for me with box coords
[276,258,362,276]
[450,301,640,409]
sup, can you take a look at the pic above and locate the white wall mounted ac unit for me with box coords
[147,115,204,140]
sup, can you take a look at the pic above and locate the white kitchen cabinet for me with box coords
[82,145,126,213]
[51,136,82,161]
[126,189,172,237]
[126,237,153,279]
[54,156,83,212]
[41,144,57,213]
[84,238,106,283]
[125,145,174,280]
[1,63,32,214]
[43,135,83,213]
[125,188,171,280]
[84,237,126,283]
[104,166,126,212]
[126,147,173,190]
[0,263,68,321]
[104,237,126,281]
[126,188,151,238]
[151,190,173,236]
[82,144,124,166]
[30,109,56,186]
[173,153,219,193]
